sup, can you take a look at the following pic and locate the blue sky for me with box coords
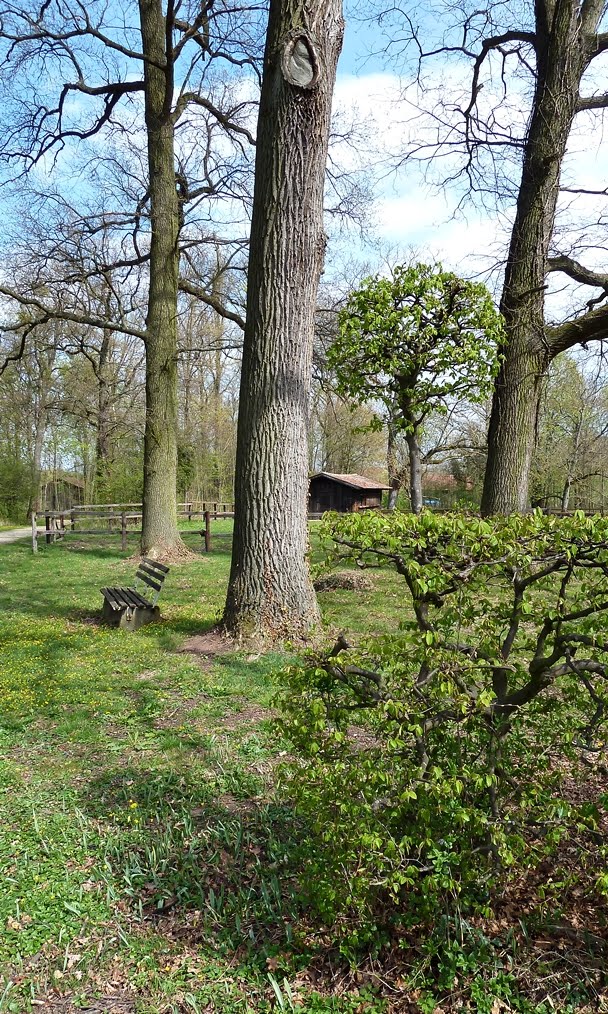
[326,4,509,284]
[2,0,606,320]
[328,2,608,317]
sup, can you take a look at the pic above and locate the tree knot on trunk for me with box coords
[281,31,319,89]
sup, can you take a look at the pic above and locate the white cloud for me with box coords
[330,70,509,278]
[331,60,608,310]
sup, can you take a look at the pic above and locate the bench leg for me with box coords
[101,598,122,627]
[101,599,161,630]
[119,605,161,631]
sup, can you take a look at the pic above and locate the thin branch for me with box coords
[178,278,245,331]
[0,285,147,341]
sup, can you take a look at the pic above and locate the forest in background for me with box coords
[1,0,608,526]
[2,318,608,520]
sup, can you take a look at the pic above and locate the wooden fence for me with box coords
[32,502,235,553]
[34,501,594,556]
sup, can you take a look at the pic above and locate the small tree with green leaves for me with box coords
[328,264,504,511]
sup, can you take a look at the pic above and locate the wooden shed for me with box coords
[41,473,85,512]
[308,472,390,515]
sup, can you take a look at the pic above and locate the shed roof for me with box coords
[41,471,85,488]
[310,472,391,491]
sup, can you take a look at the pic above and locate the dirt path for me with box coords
[0,527,40,544]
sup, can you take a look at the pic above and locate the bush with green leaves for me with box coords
[278,510,608,942]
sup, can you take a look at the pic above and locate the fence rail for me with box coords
[34,501,604,556]
[33,504,236,553]
[71,500,235,518]
[32,503,337,554]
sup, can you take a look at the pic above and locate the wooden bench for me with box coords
[101,558,170,631]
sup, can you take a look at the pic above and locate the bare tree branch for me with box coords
[178,278,245,331]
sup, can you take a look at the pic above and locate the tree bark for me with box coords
[562,406,584,510]
[223,0,344,640]
[481,1,599,514]
[139,0,186,557]
[93,329,113,500]
[407,430,423,513]
[387,421,400,510]
[29,398,49,518]
[27,339,56,518]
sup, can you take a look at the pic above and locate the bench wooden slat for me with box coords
[101,587,122,610]
[137,562,166,582]
[135,574,162,594]
[142,557,170,574]
[136,565,165,590]
[101,587,151,610]
[133,580,160,592]
[108,587,141,609]
[123,588,151,609]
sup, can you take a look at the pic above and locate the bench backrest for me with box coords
[134,558,170,606]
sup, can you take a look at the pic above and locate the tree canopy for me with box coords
[328,263,503,510]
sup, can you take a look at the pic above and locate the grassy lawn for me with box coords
[0,525,406,1013]
[1,525,606,1012]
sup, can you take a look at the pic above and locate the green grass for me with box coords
[0,528,602,1012]
[0,530,395,1013]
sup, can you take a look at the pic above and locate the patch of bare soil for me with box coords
[179,628,236,669]
[129,540,197,565]
[347,724,382,751]
[153,692,215,730]
[154,694,273,735]
[215,700,273,731]
[216,792,260,814]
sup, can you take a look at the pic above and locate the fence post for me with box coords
[121,511,127,552]
[60,514,65,539]
[31,512,38,554]
[205,510,211,552]
[187,502,192,521]
[45,514,52,545]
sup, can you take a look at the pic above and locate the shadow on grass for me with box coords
[157,617,221,640]
[80,766,306,961]
[48,540,136,560]
[41,534,233,558]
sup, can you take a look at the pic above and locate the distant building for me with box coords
[308,472,391,514]
[41,472,85,511]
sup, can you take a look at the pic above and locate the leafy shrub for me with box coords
[0,455,31,521]
[278,510,608,943]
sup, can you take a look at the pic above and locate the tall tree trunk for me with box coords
[223,0,344,640]
[387,421,400,510]
[482,350,547,514]
[407,430,423,513]
[139,0,185,557]
[27,342,56,518]
[481,1,590,515]
[29,401,48,517]
[93,329,112,500]
[561,407,584,511]
[212,270,225,500]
